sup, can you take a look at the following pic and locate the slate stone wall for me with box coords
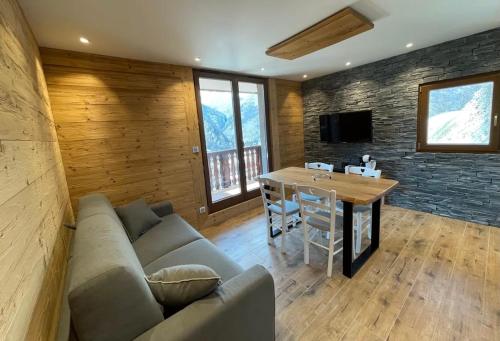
[302,28,500,226]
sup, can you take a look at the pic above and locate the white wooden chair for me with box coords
[340,165,382,254]
[344,165,381,178]
[299,162,334,202]
[296,185,343,277]
[305,162,334,172]
[259,178,300,254]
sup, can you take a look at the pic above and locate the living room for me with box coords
[1,0,499,340]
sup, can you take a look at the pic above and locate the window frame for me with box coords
[417,71,500,153]
[193,69,273,213]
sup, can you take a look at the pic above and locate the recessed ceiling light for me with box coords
[303,74,308,79]
[260,67,265,71]
[406,42,414,48]
[194,57,201,62]
[79,37,90,44]
[345,61,351,66]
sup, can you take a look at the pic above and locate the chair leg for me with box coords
[267,212,273,245]
[281,213,287,254]
[355,212,362,255]
[327,228,335,277]
[303,225,310,264]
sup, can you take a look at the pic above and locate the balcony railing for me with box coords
[207,145,262,193]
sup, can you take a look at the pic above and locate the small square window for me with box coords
[417,72,499,153]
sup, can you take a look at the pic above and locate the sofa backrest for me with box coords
[69,194,164,341]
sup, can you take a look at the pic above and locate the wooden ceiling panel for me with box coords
[266,7,374,60]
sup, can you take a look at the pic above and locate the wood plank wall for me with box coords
[0,1,73,340]
[40,48,207,228]
[40,49,307,230]
[269,79,305,169]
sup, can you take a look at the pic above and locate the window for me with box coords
[417,72,500,152]
[194,71,271,213]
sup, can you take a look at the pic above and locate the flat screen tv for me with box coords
[319,110,373,143]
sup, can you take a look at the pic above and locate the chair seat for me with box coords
[300,193,321,202]
[268,200,300,215]
[336,201,371,214]
[355,205,371,213]
[305,210,343,232]
[336,201,343,210]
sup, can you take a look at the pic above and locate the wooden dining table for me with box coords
[259,167,399,278]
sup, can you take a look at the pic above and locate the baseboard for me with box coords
[202,197,262,228]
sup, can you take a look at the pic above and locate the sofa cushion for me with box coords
[150,200,174,217]
[77,193,123,226]
[145,264,221,307]
[70,212,164,341]
[134,265,275,341]
[133,214,203,267]
[115,198,162,242]
[143,239,243,282]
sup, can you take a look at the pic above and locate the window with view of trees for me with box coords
[417,72,499,153]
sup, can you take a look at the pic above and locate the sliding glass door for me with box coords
[194,71,270,212]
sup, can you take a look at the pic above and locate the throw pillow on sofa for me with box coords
[115,198,161,241]
[145,264,221,307]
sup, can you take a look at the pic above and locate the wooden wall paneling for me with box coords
[268,79,282,170]
[268,79,305,169]
[41,48,207,227]
[40,48,188,77]
[0,1,73,340]
[181,68,209,226]
[0,0,73,340]
[25,204,73,341]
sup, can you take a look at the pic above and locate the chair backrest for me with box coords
[365,160,377,169]
[258,177,286,215]
[345,165,382,179]
[305,162,334,172]
[296,185,337,231]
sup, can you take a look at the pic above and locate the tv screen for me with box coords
[319,110,372,143]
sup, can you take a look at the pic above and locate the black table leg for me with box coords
[342,199,382,278]
[371,199,381,250]
[342,201,354,277]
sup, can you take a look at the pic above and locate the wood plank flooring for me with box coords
[200,205,499,340]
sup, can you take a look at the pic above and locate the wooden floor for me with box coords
[201,205,500,341]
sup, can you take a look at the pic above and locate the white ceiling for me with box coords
[19,0,500,81]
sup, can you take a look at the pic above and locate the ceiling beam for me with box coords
[266,7,374,60]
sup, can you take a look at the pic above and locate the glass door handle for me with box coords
[495,114,498,127]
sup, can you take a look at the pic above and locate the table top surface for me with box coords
[259,167,399,205]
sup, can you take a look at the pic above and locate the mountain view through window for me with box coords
[427,82,493,145]
[201,90,262,152]
[197,76,269,207]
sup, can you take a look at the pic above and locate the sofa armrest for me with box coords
[150,200,174,217]
[134,265,275,341]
